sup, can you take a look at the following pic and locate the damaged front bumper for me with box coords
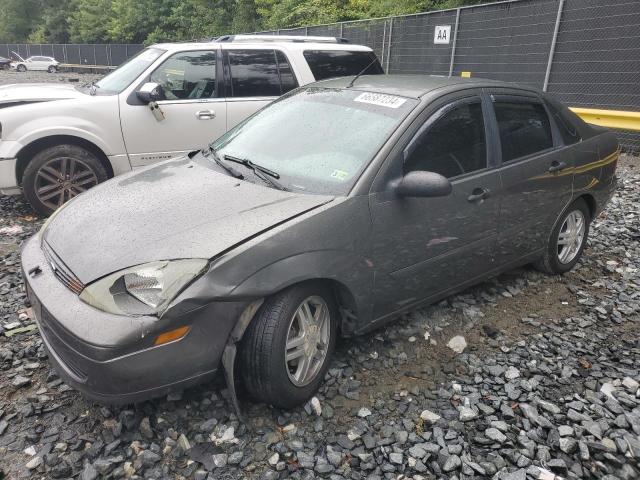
[21,236,252,405]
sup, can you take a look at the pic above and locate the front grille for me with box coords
[42,242,85,294]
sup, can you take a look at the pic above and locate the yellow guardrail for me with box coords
[570,107,640,132]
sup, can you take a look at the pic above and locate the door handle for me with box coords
[467,187,490,203]
[196,109,216,120]
[548,160,567,173]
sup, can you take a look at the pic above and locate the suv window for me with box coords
[404,100,487,178]
[303,50,384,81]
[227,49,297,97]
[150,50,217,100]
[493,100,554,162]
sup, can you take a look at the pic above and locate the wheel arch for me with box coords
[575,193,597,220]
[16,135,114,185]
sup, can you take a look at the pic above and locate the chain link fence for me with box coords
[0,43,144,67]
[256,0,640,153]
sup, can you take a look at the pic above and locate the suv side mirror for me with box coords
[136,82,163,104]
[396,171,452,198]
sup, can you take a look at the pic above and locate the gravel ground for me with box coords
[0,71,639,480]
[0,69,102,86]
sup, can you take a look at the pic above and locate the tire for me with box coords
[48,65,57,73]
[22,144,108,216]
[240,282,338,408]
[17,64,26,72]
[534,198,591,275]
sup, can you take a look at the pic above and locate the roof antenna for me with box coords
[346,57,380,88]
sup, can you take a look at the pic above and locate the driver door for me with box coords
[119,49,227,167]
[368,93,502,320]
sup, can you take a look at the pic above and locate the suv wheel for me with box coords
[534,198,591,274]
[22,144,108,216]
[47,65,57,73]
[240,283,337,408]
[17,64,26,72]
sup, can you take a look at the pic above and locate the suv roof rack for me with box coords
[214,34,350,44]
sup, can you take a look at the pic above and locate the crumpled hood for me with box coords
[0,83,84,105]
[44,155,333,284]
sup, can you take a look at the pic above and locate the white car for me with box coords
[0,36,383,214]
[11,53,60,73]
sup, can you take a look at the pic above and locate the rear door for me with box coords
[488,89,574,265]
[223,48,299,130]
[368,91,501,319]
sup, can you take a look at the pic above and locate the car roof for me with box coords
[313,74,537,99]
[151,41,373,53]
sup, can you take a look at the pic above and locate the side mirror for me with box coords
[396,171,452,198]
[136,82,163,104]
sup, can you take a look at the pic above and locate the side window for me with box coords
[275,50,298,94]
[303,50,384,81]
[227,49,281,97]
[544,97,581,145]
[150,50,217,101]
[493,100,554,162]
[404,101,487,178]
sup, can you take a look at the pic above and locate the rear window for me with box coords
[494,100,554,162]
[227,49,299,97]
[303,50,384,81]
[544,97,582,145]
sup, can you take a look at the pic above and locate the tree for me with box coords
[0,0,42,43]
[67,0,111,43]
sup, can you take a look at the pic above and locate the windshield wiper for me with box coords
[224,155,287,191]
[203,147,244,179]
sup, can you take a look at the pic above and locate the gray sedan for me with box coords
[21,75,618,409]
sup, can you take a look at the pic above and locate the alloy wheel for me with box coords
[557,210,586,264]
[34,157,99,211]
[285,295,331,387]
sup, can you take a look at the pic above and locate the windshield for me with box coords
[211,88,417,195]
[92,48,165,94]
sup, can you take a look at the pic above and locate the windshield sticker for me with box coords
[354,92,407,109]
[331,169,349,181]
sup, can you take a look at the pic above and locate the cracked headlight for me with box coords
[80,259,208,316]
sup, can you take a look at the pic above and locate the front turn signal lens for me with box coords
[154,326,190,346]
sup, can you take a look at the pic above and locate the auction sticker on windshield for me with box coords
[354,92,407,109]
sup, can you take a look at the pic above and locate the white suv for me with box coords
[11,53,60,73]
[0,36,383,214]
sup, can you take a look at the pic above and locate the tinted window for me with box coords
[494,100,553,162]
[228,50,281,97]
[150,50,216,100]
[276,50,298,94]
[303,50,384,81]
[405,101,487,178]
[544,98,581,145]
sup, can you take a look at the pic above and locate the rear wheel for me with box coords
[22,144,108,216]
[534,198,591,274]
[17,64,26,72]
[47,65,57,73]
[240,283,338,408]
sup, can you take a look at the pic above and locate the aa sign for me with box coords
[434,25,451,44]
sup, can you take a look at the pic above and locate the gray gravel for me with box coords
[0,68,102,86]
[0,71,639,479]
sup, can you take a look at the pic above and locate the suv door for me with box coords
[223,48,299,129]
[488,90,574,265]
[368,93,501,320]
[119,49,227,167]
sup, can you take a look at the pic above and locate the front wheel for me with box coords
[534,198,591,274]
[22,144,108,216]
[17,64,26,72]
[240,283,338,408]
